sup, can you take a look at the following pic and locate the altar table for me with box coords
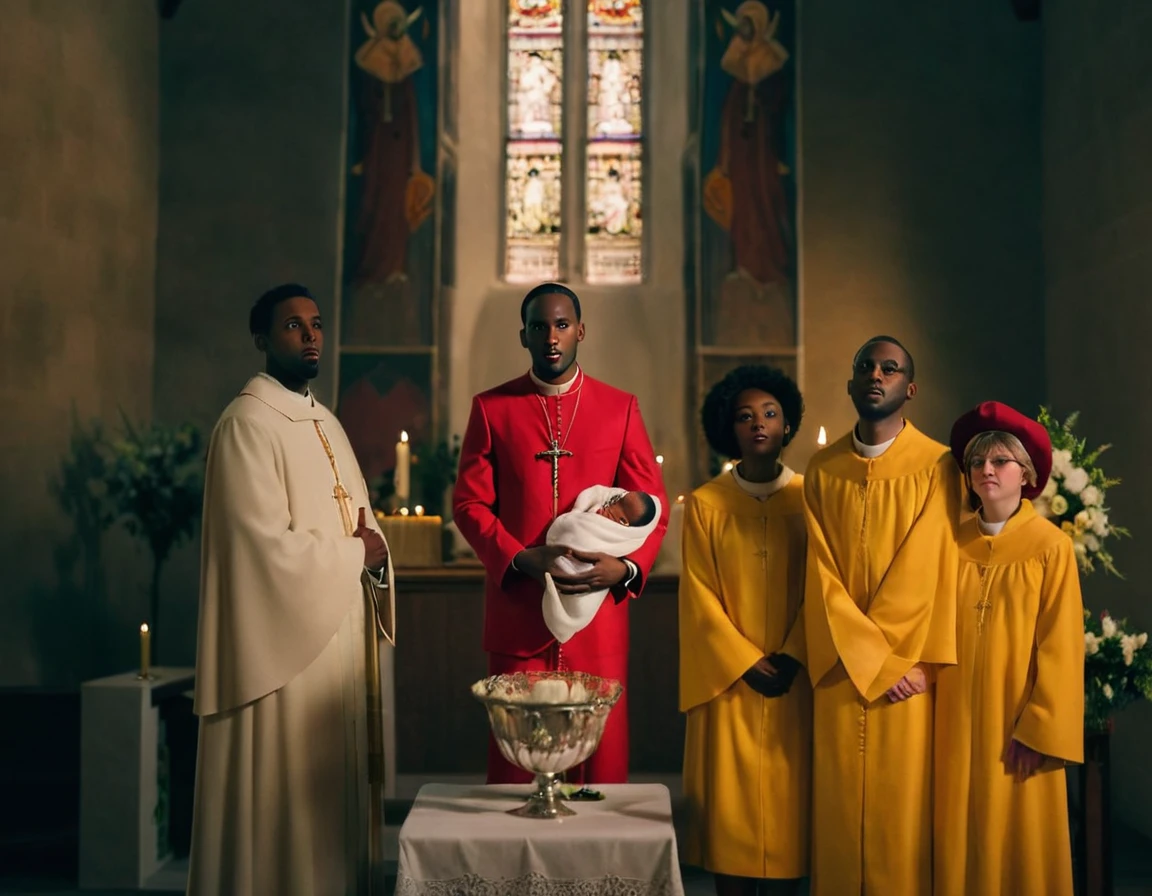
[396,783,685,895]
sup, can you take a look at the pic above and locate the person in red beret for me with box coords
[802,336,962,896]
[934,400,1085,896]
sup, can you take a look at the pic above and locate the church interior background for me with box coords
[3,0,1152,890]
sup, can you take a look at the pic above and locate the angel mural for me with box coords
[703,1,792,289]
[351,1,436,287]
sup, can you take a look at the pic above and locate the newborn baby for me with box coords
[542,485,661,643]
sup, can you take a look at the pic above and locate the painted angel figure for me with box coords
[351,1,435,284]
[703,1,792,287]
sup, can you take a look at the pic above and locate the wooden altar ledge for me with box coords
[394,566,683,776]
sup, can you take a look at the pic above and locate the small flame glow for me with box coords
[414,505,425,516]
[722,461,734,472]
[817,426,827,446]
[400,431,409,443]
[676,494,686,504]
[140,623,149,634]
[399,507,410,516]
[655,454,664,465]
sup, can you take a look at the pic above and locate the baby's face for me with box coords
[597,491,646,526]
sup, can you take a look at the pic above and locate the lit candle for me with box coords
[817,426,827,446]
[655,454,664,466]
[676,494,685,504]
[395,431,411,503]
[399,506,410,517]
[139,624,151,679]
[722,461,734,472]
[414,505,425,517]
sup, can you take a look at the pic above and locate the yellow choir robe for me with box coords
[803,422,960,896]
[935,501,1084,896]
[679,469,811,880]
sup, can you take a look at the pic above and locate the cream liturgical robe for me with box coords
[188,374,396,896]
[935,501,1084,896]
[679,468,810,880]
[803,422,960,896]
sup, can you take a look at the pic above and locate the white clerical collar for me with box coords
[853,421,903,458]
[256,371,314,406]
[530,365,581,397]
[978,515,1008,535]
[731,464,794,500]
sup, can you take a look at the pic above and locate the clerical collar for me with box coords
[256,371,314,406]
[853,421,903,458]
[978,515,1008,535]
[530,365,582,397]
[731,464,794,500]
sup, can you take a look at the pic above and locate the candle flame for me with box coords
[414,505,425,516]
[400,430,409,443]
[817,426,827,446]
[655,454,664,465]
[140,623,149,634]
[399,506,410,516]
[676,494,685,504]
[722,461,734,472]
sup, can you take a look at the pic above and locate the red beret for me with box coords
[949,401,1052,499]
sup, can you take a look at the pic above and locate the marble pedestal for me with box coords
[78,667,194,890]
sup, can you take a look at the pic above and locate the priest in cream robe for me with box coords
[803,336,960,896]
[680,365,810,896]
[188,284,396,896]
[935,401,1084,896]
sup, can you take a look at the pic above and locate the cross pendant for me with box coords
[333,483,354,536]
[535,440,573,517]
[975,600,992,634]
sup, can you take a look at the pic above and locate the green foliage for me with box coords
[50,410,117,543]
[105,414,205,566]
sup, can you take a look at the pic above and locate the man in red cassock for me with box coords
[453,282,669,784]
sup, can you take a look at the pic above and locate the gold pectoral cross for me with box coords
[536,440,573,517]
[313,421,385,892]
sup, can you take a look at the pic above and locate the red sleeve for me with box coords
[451,395,526,588]
[611,396,669,599]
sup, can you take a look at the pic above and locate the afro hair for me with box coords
[701,364,804,460]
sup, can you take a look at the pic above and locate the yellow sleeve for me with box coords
[803,470,891,690]
[678,495,764,713]
[1012,538,1086,763]
[862,456,960,700]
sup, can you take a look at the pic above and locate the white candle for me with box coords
[139,624,151,679]
[817,426,827,446]
[395,431,411,502]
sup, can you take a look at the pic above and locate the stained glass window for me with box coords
[586,0,643,284]
[505,0,563,282]
[503,0,646,285]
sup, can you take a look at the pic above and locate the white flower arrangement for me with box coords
[1035,408,1143,732]
[1034,408,1128,576]
[1084,610,1152,732]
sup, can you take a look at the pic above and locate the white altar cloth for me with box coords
[396,783,685,896]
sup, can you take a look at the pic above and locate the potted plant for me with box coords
[105,417,205,661]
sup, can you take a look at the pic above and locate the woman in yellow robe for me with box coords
[936,401,1085,896]
[680,365,811,896]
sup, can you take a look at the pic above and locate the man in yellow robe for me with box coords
[681,365,810,895]
[188,284,396,896]
[936,401,1084,895]
[803,336,960,895]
